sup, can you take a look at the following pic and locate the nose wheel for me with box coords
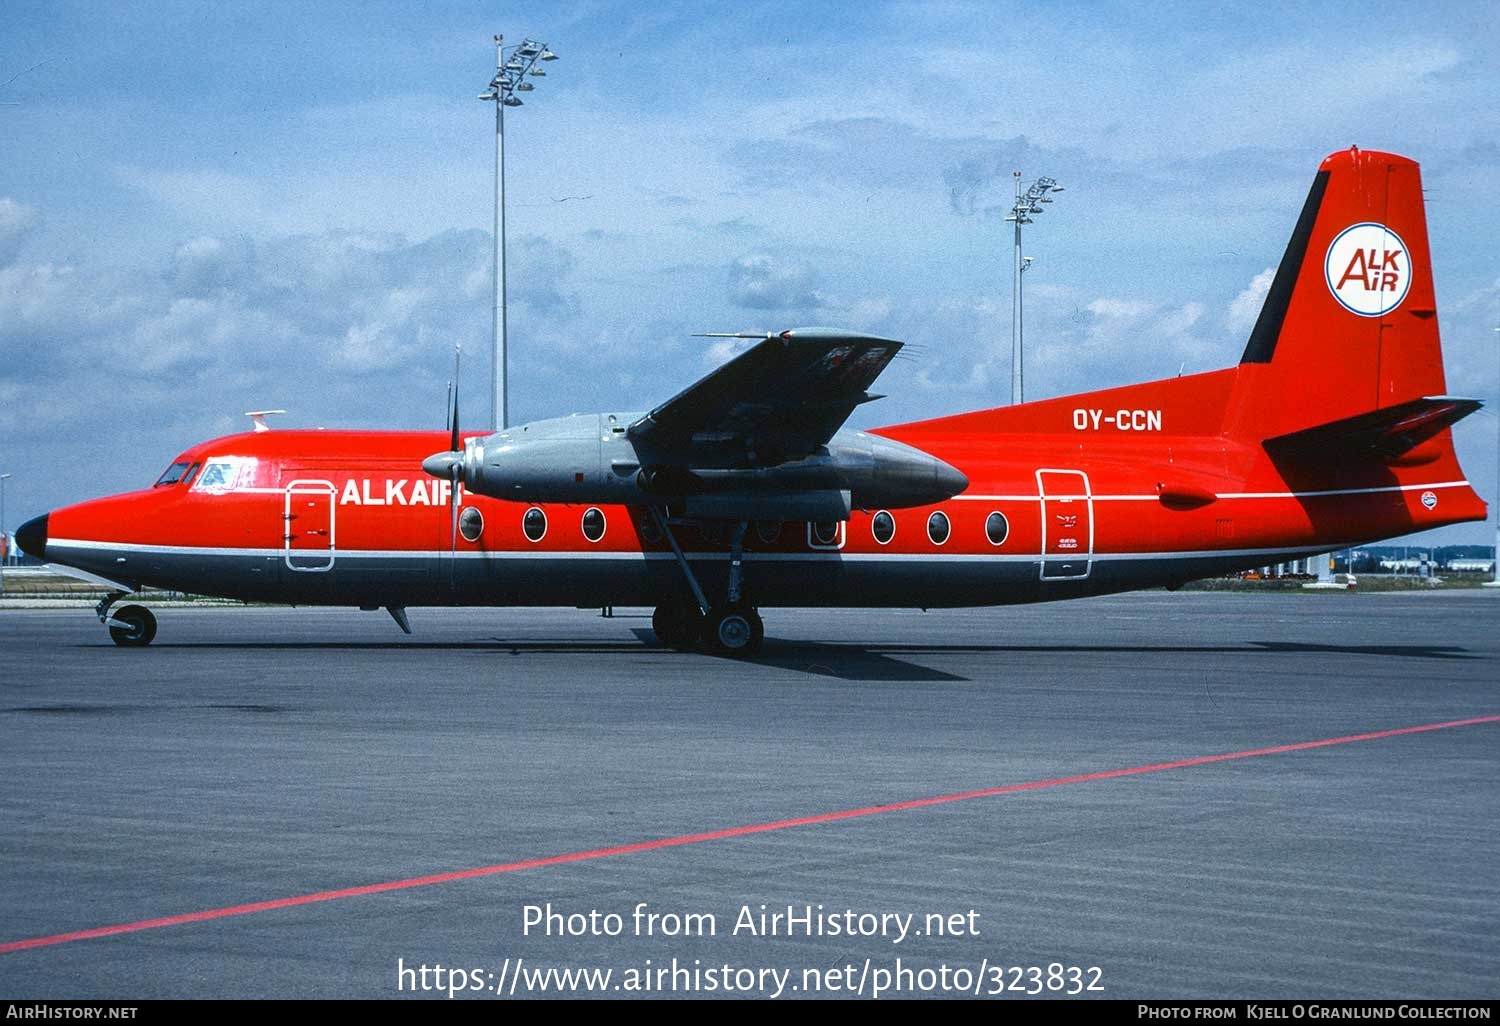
[107,604,158,647]
[96,591,157,647]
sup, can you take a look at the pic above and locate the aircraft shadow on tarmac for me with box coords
[702,638,1477,680]
[72,636,1476,685]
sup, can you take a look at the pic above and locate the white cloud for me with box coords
[1086,298,1155,320]
[0,198,39,265]
[115,166,273,228]
[173,236,254,296]
[728,252,826,311]
[1226,268,1276,333]
[702,337,756,370]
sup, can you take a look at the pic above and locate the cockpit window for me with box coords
[154,461,193,487]
[195,460,242,491]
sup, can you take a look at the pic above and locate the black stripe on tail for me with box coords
[1239,170,1331,365]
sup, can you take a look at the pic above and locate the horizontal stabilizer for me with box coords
[1263,396,1481,462]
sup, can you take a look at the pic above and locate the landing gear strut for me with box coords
[648,510,765,656]
[97,592,156,647]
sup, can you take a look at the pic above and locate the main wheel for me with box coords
[704,604,764,656]
[108,605,157,647]
[652,602,703,650]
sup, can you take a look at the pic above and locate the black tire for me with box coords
[705,604,764,656]
[652,602,702,650]
[108,605,157,647]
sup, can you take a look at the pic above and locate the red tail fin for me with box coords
[1226,147,1447,441]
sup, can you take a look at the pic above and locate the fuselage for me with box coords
[22,367,1486,611]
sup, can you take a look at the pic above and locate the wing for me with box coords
[627,327,902,468]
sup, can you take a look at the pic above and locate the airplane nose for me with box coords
[15,513,47,560]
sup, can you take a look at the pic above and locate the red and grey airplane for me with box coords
[14,147,1487,652]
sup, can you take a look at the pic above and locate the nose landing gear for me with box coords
[98,591,157,647]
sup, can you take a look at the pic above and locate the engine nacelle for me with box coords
[424,413,968,516]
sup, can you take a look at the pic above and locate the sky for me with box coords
[2,0,1498,546]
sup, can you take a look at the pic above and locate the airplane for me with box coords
[13,147,1488,653]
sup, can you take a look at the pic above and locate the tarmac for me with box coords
[0,591,1496,1000]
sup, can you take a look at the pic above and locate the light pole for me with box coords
[1006,172,1064,405]
[1490,322,1499,587]
[479,35,558,431]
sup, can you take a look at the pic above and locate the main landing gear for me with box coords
[648,512,766,656]
[98,591,157,647]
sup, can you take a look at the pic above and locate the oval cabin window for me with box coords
[871,511,895,545]
[459,506,484,543]
[926,511,950,545]
[638,512,663,544]
[985,511,1009,546]
[522,507,547,543]
[581,507,606,543]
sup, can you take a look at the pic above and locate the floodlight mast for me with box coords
[480,35,558,430]
[1005,172,1064,405]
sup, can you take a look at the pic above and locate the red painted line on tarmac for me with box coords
[4,713,1497,954]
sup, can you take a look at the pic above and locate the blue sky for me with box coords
[2,1,1498,545]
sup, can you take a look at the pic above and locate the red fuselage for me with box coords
[28,365,1485,611]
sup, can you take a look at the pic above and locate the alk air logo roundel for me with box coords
[1324,222,1411,317]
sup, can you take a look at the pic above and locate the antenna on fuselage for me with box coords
[245,410,288,432]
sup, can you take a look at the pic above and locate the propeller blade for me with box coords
[449,464,460,588]
[450,467,461,550]
[450,345,462,453]
[443,343,463,589]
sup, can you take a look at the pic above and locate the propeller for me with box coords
[421,345,464,586]
[448,347,461,567]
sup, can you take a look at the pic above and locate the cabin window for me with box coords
[985,511,1009,547]
[459,506,484,543]
[522,507,547,543]
[195,460,241,491]
[926,511,950,546]
[154,461,193,487]
[755,520,782,545]
[812,520,840,546]
[871,510,895,545]
[637,511,663,545]
[581,507,606,543]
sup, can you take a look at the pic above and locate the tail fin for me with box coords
[1226,147,1449,441]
